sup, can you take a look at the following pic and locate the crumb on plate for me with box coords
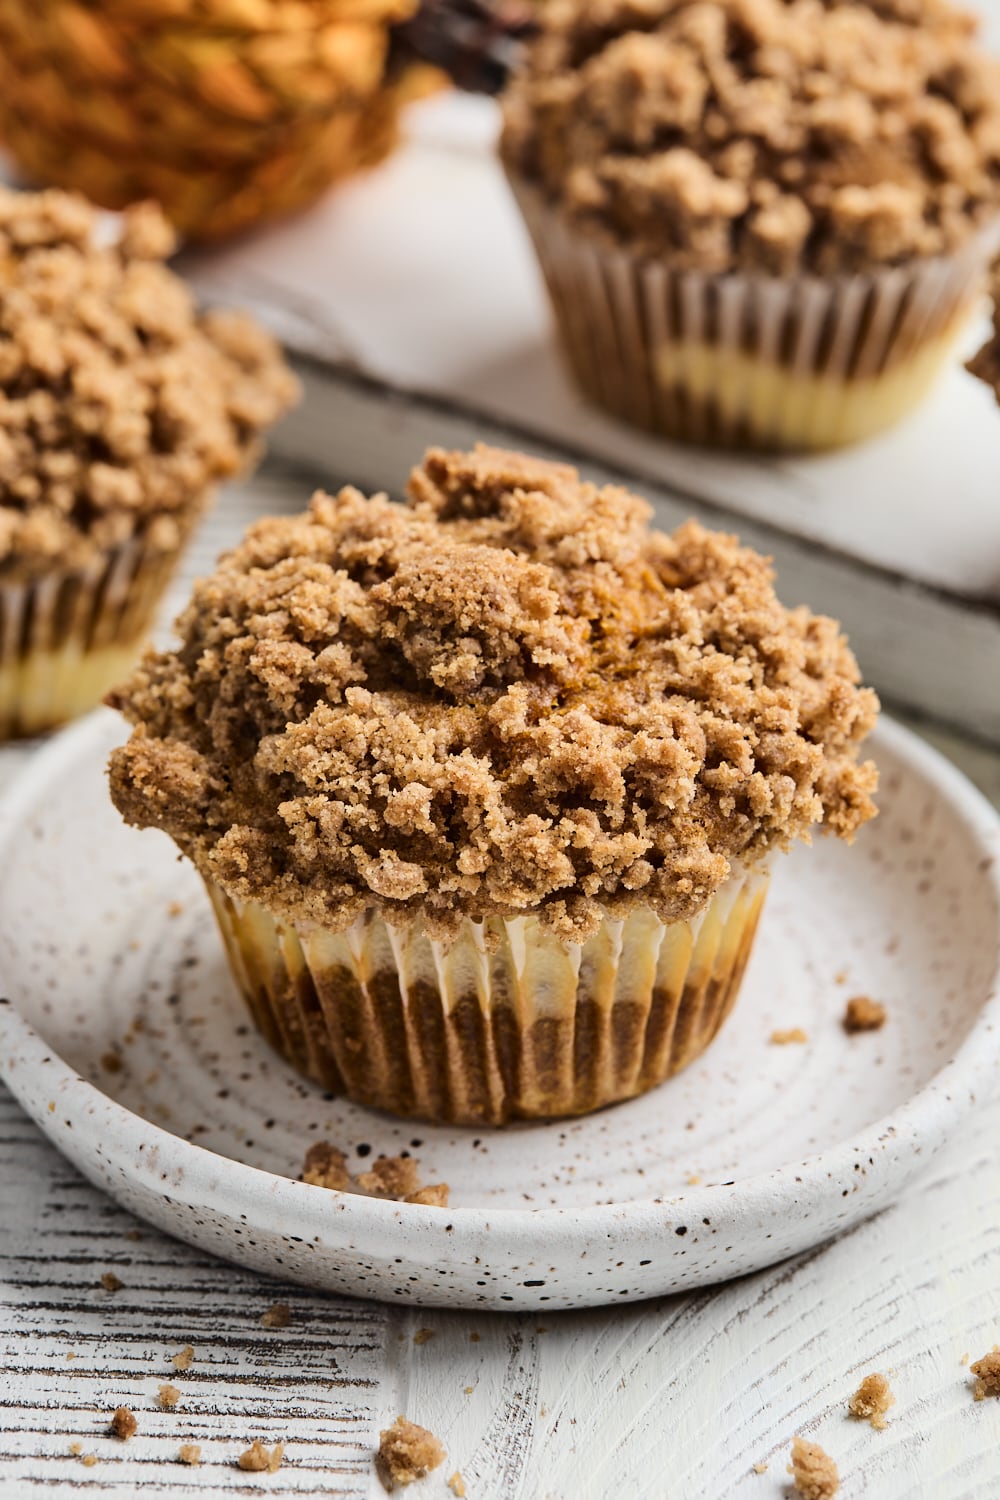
[158,1383,181,1409]
[448,1473,467,1497]
[843,996,887,1033]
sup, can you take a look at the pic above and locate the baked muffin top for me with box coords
[108,445,878,943]
[0,187,298,582]
[501,0,1000,274]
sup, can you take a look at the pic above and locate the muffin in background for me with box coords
[501,0,1000,451]
[0,187,298,740]
[108,445,878,1127]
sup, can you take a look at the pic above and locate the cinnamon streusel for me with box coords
[108,444,878,1125]
[501,0,1000,449]
[0,186,296,738]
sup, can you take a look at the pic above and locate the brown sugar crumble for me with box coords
[109,1406,137,1441]
[376,1416,446,1491]
[302,1143,449,1207]
[771,1028,809,1045]
[502,0,1000,274]
[448,1473,467,1498]
[237,1439,285,1473]
[849,1371,895,1429]
[260,1302,292,1330]
[178,1443,202,1466]
[100,1271,124,1292]
[68,1441,82,1456]
[157,1383,181,1409]
[109,446,878,948]
[971,1347,1000,1399]
[0,187,297,584]
[81,1454,99,1467]
[752,1461,768,1474]
[171,1344,194,1371]
[843,996,887,1033]
[788,1436,839,1500]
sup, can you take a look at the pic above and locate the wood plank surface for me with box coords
[1,467,999,1499]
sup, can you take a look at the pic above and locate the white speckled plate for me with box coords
[1,709,999,1310]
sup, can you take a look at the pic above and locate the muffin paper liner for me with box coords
[0,532,187,740]
[205,868,769,1126]
[508,174,1000,451]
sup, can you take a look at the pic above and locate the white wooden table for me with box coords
[1,464,1000,1498]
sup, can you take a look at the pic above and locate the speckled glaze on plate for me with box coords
[0,710,998,1310]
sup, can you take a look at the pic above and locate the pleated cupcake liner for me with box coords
[0,530,188,740]
[206,868,769,1127]
[508,174,1000,452]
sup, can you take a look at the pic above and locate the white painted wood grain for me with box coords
[1,469,999,1499]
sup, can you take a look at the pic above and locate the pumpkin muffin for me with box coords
[0,186,297,739]
[107,444,878,1126]
[501,0,1000,450]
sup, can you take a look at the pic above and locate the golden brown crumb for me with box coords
[788,1437,839,1500]
[849,1372,895,1429]
[0,187,297,583]
[771,1028,809,1046]
[167,901,184,918]
[237,1439,285,1472]
[687,1174,702,1186]
[157,1383,181,1409]
[101,1052,122,1074]
[464,1385,474,1394]
[178,1444,201,1466]
[260,1302,292,1330]
[301,1141,351,1191]
[843,996,887,1033]
[413,1329,435,1345]
[81,1454,99,1467]
[171,1345,194,1371]
[448,1474,467,1498]
[752,1462,768,1474]
[109,447,878,946]
[109,1406,137,1441]
[65,1352,75,1361]
[971,1348,1000,1399]
[100,1271,123,1292]
[961,1352,971,1366]
[377,1416,446,1491]
[358,1156,421,1199]
[68,1441,81,1456]
[502,0,1000,274]
[405,1184,450,1208]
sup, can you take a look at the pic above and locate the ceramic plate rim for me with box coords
[1,708,999,1252]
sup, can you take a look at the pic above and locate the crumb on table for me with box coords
[413,1329,435,1346]
[158,1382,181,1409]
[752,1461,768,1474]
[448,1473,467,1497]
[843,996,887,1033]
[377,1415,446,1491]
[171,1344,194,1371]
[771,1028,809,1046]
[788,1436,839,1499]
[68,1441,82,1456]
[100,1271,124,1292]
[178,1443,201,1466]
[848,1372,894,1429]
[260,1302,292,1330]
[237,1439,285,1472]
[971,1348,1000,1400]
[81,1454,99,1467]
[109,1406,137,1441]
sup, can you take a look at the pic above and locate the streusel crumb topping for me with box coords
[501,0,1000,274]
[0,187,297,581]
[108,445,878,943]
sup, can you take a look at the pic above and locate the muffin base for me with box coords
[510,174,1000,452]
[206,870,768,1126]
[0,532,189,740]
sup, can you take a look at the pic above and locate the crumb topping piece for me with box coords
[843,995,887,1032]
[448,1474,467,1497]
[260,1302,292,1330]
[849,1371,895,1428]
[237,1439,285,1472]
[771,1027,808,1045]
[171,1344,194,1371]
[0,186,297,582]
[301,1142,450,1207]
[788,1436,839,1499]
[158,1383,181,1409]
[108,445,878,946]
[971,1347,1000,1399]
[178,1443,201,1466]
[109,1406,137,1441]
[377,1416,446,1491]
[502,0,1000,274]
[100,1271,124,1292]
